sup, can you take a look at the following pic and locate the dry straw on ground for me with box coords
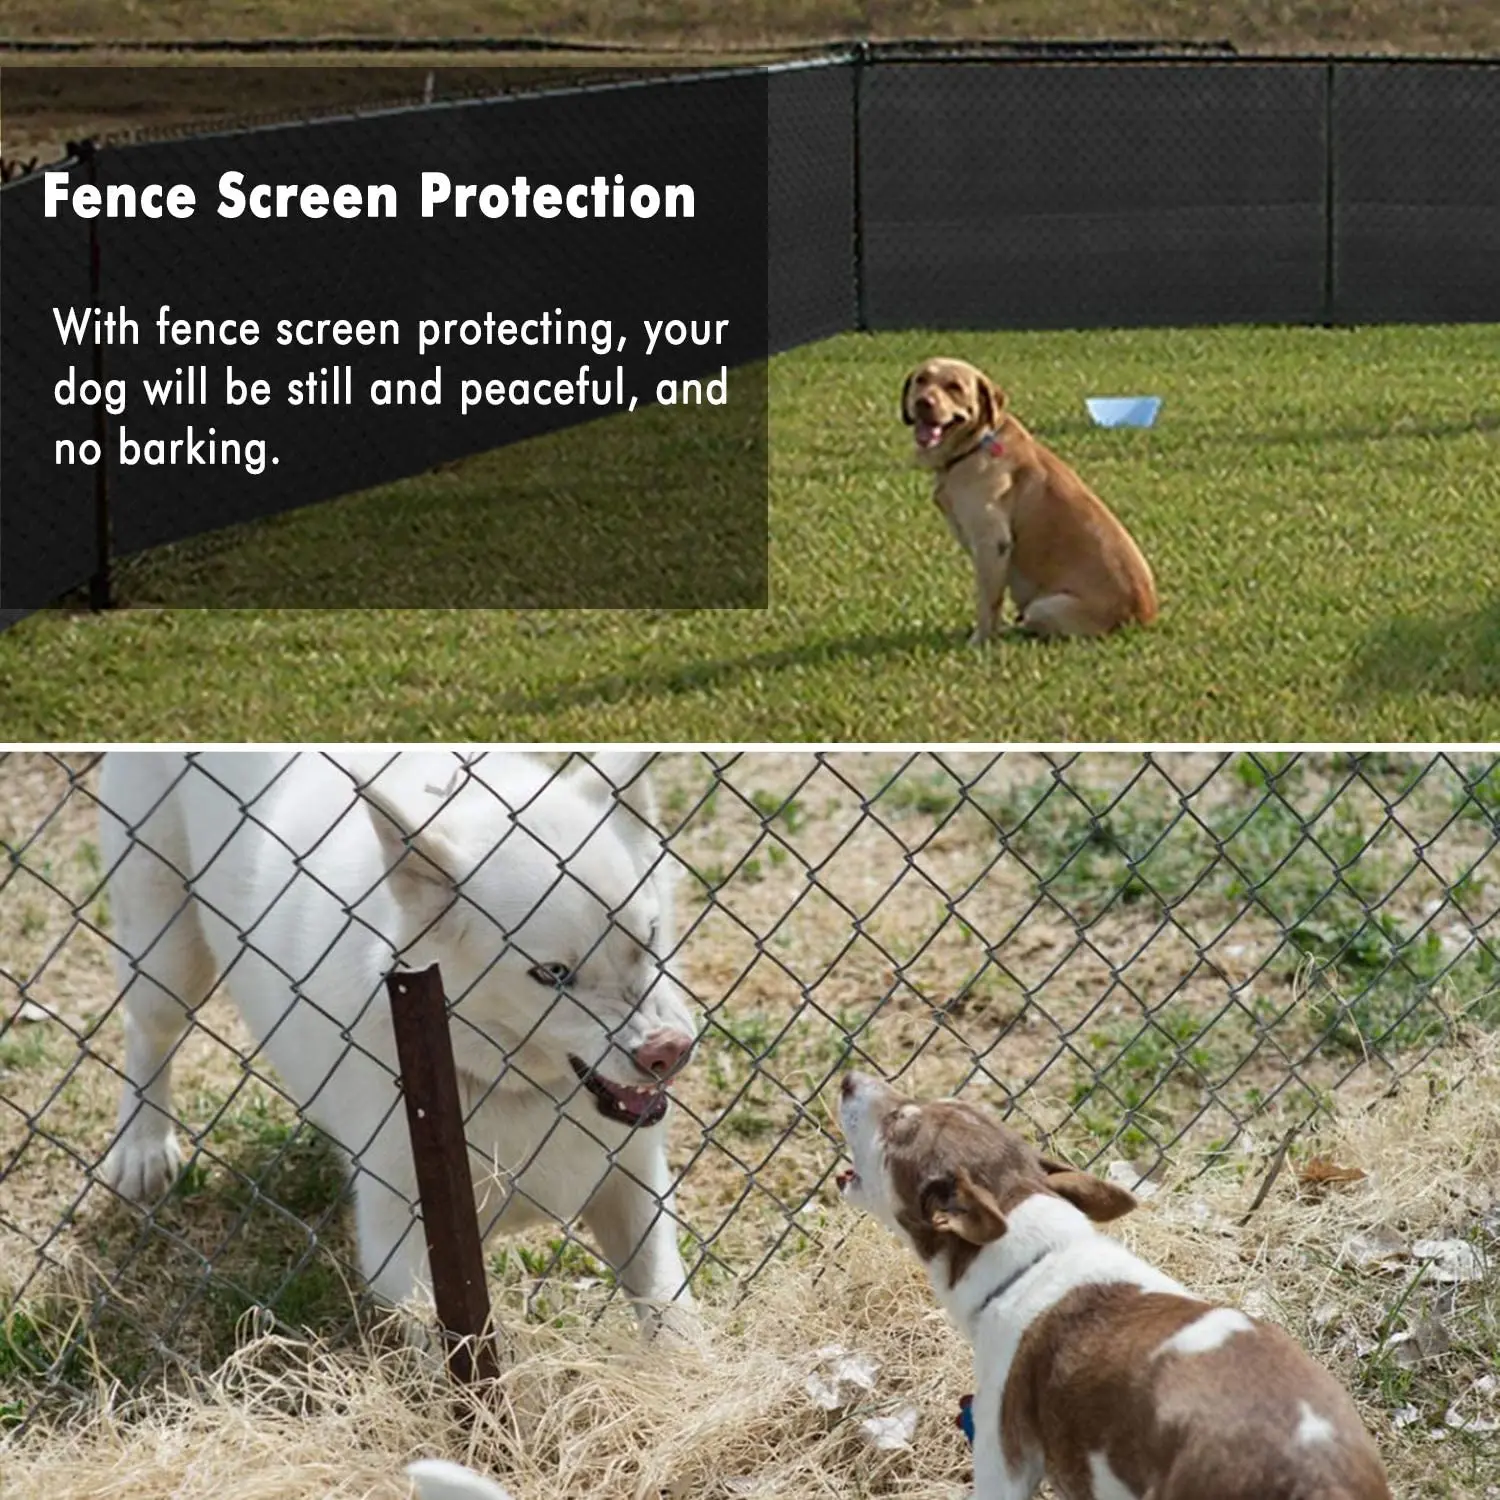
[6,1036,1497,1500]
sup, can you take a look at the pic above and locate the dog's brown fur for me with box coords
[1002,1282,1392,1500]
[900,356,1159,642]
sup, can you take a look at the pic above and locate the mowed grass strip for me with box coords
[1,323,1496,742]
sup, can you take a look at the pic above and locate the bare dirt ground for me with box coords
[0,62,767,159]
[3,1,1497,161]
[2,0,1498,52]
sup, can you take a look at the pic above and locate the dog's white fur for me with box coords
[407,1459,516,1500]
[97,750,698,1334]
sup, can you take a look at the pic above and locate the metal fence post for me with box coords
[72,138,113,611]
[1323,59,1338,327]
[386,963,501,1387]
[852,39,869,333]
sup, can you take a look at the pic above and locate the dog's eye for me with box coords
[528,962,573,986]
[945,381,963,396]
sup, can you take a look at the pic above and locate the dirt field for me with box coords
[2,0,1497,160]
[2,0,1499,52]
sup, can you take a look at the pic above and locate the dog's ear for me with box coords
[360,780,465,890]
[586,750,659,830]
[922,1166,1008,1244]
[565,752,665,882]
[977,375,1008,429]
[1040,1157,1137,1223]
[899,367,919,425]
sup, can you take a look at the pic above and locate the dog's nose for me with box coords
[840,1072,861,1100]
[634,1030,694,1077]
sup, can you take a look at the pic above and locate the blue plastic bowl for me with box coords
[1085,395,1162,428]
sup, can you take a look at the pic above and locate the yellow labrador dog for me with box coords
[901,357,1158,642]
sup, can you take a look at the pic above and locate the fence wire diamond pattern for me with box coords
[1,749,1497,1428]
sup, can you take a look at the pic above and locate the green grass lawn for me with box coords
[2,323,1497,742]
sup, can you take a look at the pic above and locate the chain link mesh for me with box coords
[2,748,1498,1430]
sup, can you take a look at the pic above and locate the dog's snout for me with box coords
[635,1030,694,1077]
[914,394,937,420]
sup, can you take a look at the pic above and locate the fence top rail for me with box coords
[0,35,849,57]
[0,150,81,192]
[863,42,1500,64]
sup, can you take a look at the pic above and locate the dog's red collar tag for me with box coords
[982,432,1005,457]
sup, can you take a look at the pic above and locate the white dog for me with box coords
[96,750,699,1336]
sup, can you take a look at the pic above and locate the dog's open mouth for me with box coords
[914,415,962,450]
[569,1055,669,1127]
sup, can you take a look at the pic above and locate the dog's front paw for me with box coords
[642,1297,707,1349]
[967,626,992,648]
[99,1129,182,1203]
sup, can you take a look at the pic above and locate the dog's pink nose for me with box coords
[634,1030,694,1077]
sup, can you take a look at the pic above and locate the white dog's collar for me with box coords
[969,1244,1052,1327]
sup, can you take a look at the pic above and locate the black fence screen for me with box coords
[0,163,96,630]
[58,68,773,592]
[1,50,1497,624]
[859,61,1330,329]
[768,61,858,353]
[1330,62,1500,325]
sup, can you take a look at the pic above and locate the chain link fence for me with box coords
[2,748,1498,1429]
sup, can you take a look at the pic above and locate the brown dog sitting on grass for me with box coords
[901,357,1159,642]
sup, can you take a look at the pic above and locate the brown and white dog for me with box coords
[900,357,1158,642]
[836,1072,1391,1500]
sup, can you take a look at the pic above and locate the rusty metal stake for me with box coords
[76,138,113,611]
[386,962,500,1386]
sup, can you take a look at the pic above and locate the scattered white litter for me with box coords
[859,1405,919,1451]
[1445,1373,1498,1434]
[1412,1237,1487,1283]
[1385,1315,1450,1368]
[1310,1300,1343,1329]
[723,1479,778,1498]
[1342,1226,1409,1270]
[805,1345,879,1410]
[1240,1285,1277,1321]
